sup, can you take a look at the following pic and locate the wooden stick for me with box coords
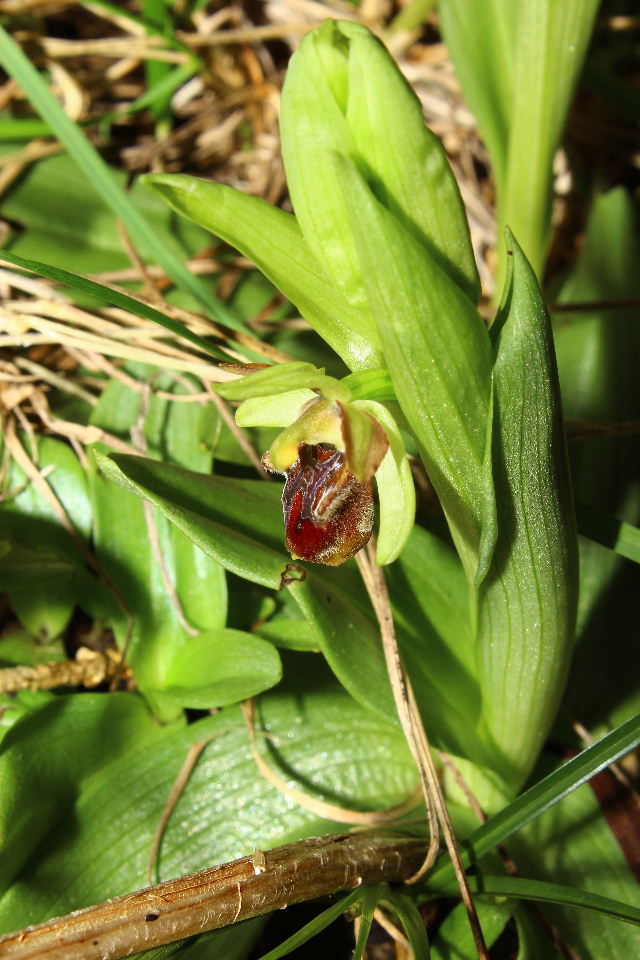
[0,832,427,960]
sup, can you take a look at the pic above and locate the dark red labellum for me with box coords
[281,443,374,565]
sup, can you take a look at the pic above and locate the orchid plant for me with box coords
[139,18,577,805]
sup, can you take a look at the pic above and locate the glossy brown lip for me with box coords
[281,443,374,565]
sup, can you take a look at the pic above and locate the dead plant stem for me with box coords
[359,539,489,960]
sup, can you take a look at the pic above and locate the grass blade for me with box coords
[435,875,640,927]
[576,503,640,564]
[426,711,640,890]
[0,24,246,331]
[0,249,229,362]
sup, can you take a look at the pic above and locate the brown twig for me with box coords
[0,832,427,960]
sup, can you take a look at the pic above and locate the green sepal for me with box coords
[352,400,416,565]
[216,362,350,403]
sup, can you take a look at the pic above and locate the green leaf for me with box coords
[441,1,599,281]
[339,21,480,303]
[9,581,75,641]
[0,542,74,589]
[0,249,229,362]
[430,899,513,960]
[0,24,242,328]
[382,889,431,958]
[281,20,479,307]
[499,0,600,278]
[475,231,579,788]
[256,888,364,960]
[508,754,640,954]
[426,710,640,891]
[337,154,492,579]
[553,188,640,729]
[439,0,516,190]
[0,693,162,898]
[142,173,382,371]
[216,362,349,403]
[2,152,207,276]
[576,503,640,564]
[164,629,282,709]
[0,434,91,565]
[0,665,415,931]
[95,452,290,591]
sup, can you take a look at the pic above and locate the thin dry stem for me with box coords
[148,739,212,885]
[242,700,422,826]
[358,538,489,960]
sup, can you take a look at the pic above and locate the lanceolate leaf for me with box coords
[441,0,600,280]
[475,232,578,789]
[337,154,492,579]
[143,174,382,371]
[94,453,289,591]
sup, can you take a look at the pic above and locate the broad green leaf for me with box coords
[287,573,396,725]
[88,374,228,703]
[430,899,513,960]
[0,24,242,328]
[500,0,600,278]
[439,0,516,190]
[164,629,282,709]
[0,434,91,565]
[341,21,480,303]
[337,154,492,578]
[553,189,640,729]
[143,174,382,371]
[0,692,162,898]
[0,665,415,932]
[281,21,479,316]
[254,617,318,652]
[0,542,74,589]
[0,631,65,668]
[2,152,207,276]
[475,231,578,789]
[9,581,75,641]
